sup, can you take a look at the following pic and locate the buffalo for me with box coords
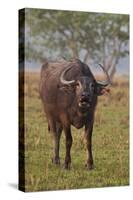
[39,58,110,170]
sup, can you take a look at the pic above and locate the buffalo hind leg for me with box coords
[84,123,94,170]
[64,126,73,169]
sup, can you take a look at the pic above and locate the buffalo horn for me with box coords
[96,64,111,86]
[60,66,75,85]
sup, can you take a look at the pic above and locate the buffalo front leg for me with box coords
[52,135,62,165]
[84,123,94,170]
[64,126,73,169]
[49,120,62,165]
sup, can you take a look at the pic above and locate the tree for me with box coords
[25,8,129,78]
[93,14,129,78]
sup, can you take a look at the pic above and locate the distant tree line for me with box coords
[24,8,129,78]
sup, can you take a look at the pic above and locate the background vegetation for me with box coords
[22,72,129,192]
[24,8,129,79]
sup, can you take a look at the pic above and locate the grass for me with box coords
[22,72,129,192]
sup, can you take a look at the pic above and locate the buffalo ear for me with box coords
[95,84,110,96]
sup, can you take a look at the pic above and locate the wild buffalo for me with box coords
[39,58,110,170]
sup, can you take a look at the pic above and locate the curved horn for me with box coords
[60,66,75,85]
[96,64,111,86]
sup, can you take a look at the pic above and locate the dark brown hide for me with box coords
[40,58,109,169]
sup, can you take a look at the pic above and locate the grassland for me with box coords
[23,72,129,192]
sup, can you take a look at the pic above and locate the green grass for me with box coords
[23,73,129,192]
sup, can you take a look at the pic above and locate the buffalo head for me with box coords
[60,63,111,110]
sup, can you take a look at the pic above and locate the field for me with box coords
[22,72,129,192]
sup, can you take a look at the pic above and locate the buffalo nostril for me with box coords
[81,93,89,98]
[81,93,87,97]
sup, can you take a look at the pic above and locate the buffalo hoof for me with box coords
[64,163,71,170]
[85,163,94,170]
[51,157,60,165]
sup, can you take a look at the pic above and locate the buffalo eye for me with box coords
[76,83,80,88]
[75,81,82,89]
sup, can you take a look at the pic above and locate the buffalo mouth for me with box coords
[78,97,91,108]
